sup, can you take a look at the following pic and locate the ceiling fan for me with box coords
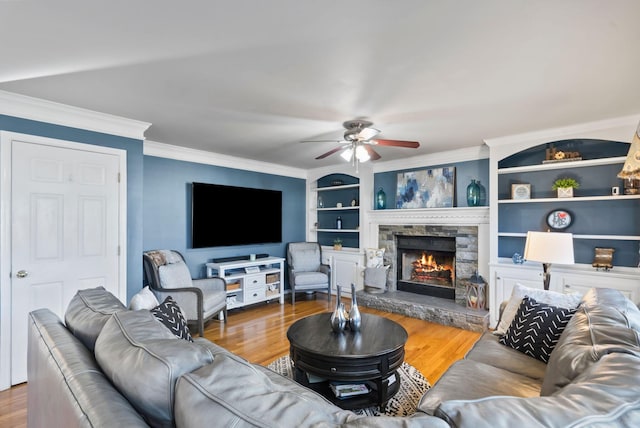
[304,120,420,167]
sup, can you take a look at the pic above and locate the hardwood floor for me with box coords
[0,294,481,427]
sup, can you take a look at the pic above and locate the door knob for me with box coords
[16,270,28,278]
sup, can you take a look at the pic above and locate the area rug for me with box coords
[267,356,430,417]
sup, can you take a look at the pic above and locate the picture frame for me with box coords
[396,167,455,209]
[511,183,531,200]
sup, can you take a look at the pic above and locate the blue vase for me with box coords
[466,179,481,207]
[376,187,387,210]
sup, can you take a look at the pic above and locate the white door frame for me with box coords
[0,131,128,390]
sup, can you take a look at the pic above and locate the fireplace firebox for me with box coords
[396,235,456,299]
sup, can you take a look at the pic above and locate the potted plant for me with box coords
[333,238,343,250]
[552,177,580,198]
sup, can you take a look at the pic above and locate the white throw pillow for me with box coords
[129,286,160,310]
[494,283,582,336]
[365,248,385,268]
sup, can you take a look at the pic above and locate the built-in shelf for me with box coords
[316,228,359,233]
[498,232,640,241]
[497,156,627,174]
[317,206,359,211]
[314,183,360,192]
[499,194,640,204]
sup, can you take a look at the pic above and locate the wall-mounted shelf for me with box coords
[497,156,627,174]
[498,232,640,241]
[316,228,359,233]
[314,183,360,192]
[499,194,640,204]
[317,206,359,211]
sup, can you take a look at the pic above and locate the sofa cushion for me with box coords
[95,310,215,428]
[465,332,547,380]
[541,288,640,396]
[175,353,356,427]
[494,283,581,336]
[417,359,543,416]
[499,296,576,363]
[435,352,640,428]
[150,296,193,342]
[64,286,127,351]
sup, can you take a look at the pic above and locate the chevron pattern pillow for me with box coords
[151,296,193,342]
[499,296,576,363]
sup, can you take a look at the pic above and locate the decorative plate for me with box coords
[546,209,573,230]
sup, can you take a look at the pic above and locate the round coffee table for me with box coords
[287,312,408,410]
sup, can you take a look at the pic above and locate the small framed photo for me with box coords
[511,184,531,200]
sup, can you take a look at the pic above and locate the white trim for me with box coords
[0,131,127,390]
[143,140,307,179]
[372,145,489,173]
[0,90,151,140]
[484,114,640,150]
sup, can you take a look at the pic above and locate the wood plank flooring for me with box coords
[0,294,481,427]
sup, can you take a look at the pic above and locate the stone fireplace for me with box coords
[396,235,456,299]
[357,207,490,331]
[380,224,479,305]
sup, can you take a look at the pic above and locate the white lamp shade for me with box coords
[524,231,575,265]
[618,120,640,180]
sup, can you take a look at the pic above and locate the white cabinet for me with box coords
[206,257,285,309]
[490,261,640,328]
[321,247,365,294]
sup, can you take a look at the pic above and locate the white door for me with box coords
[5,134,124,386]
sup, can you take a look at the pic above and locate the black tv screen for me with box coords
[191,182,282,248]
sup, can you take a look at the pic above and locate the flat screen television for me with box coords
[191,182,282,248]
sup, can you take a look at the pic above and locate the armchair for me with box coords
[142,250,227,336]
[286,242,331,305]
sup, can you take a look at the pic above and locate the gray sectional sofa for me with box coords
[28,286,639,427]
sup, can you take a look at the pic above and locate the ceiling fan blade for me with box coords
[301,139,345,144]
[373,139,420,148]
[357,127,380,140]
[363,145,382,161]
[315,146,345,160]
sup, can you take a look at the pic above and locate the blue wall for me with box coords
[0,115,144,302]
[373,159,490,209]
[143,155,306,280]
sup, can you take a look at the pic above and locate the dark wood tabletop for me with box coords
[287,312,407,358]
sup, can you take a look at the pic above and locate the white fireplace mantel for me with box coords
[366,207,489,226]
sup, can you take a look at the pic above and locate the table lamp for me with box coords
[524,231,575,290]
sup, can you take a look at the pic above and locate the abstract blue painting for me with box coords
[396,167,456,209]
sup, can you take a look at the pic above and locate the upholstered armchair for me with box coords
[142,250,227,336]
[286,242,331,305]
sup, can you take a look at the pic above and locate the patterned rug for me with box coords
[267,356,430,417]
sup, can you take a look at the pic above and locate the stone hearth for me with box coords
[357,290,488,332]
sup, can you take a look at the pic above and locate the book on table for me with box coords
[330,383,369,398]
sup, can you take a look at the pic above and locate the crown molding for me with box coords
[0,90,151,140]
[372,145,489,173]
[144,140,307,179]
[484,114,640,148]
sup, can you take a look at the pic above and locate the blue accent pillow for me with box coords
[499,296,576,362]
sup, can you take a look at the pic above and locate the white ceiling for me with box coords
[2,0,639,170]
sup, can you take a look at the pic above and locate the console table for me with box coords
[206,257,285,309]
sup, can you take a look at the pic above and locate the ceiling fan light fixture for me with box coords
[340,147,354,161]
[355,144,370,162]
